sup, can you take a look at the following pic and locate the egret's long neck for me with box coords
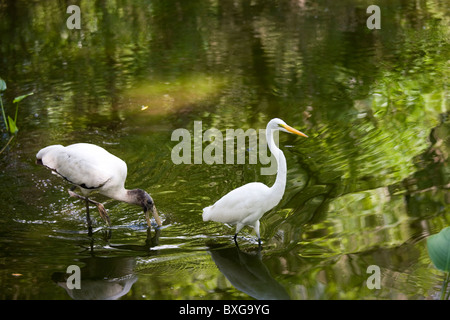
[267,128,287,195]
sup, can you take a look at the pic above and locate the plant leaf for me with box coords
[13,92,34,104]
[427,227,450,272]
[7,116,18,134]
[0,78,6,92]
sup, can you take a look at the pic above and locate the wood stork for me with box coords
[36,143,162,228]
[202,118,307,245]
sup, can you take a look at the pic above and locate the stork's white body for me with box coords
[36,143,128,201]
[36,143,162,228]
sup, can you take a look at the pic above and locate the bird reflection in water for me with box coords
[52,228,161,300]
[208,243,290,300]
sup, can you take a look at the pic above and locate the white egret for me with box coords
[36,143,162,228]
[202,118,307,245]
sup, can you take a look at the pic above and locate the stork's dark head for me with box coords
[129,189,162,228]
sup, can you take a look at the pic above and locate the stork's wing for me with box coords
[36,144,123,189]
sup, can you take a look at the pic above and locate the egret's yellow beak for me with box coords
[281,124,308,138]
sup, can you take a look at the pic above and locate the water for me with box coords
[0,0,449,300]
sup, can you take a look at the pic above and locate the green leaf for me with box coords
[13,92,34,104]
[7,116,18,134]
[0,78,6,92]
[427,227,450,272]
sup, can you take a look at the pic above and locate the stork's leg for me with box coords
[85,198,92,226]
[68,187,111,226]
[85,200,93,236]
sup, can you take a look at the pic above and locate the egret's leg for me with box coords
[234,223,244,245]
[233,233,239,247]
[254,220,262,245]
[68,188,111,226]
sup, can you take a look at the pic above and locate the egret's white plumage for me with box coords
[36,143,161,228]
[202,118,307,244]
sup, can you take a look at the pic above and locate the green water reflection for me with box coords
[0,0,449,300]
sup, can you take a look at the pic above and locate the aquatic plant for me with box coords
[427,227,450,300]
[0,77,33,154]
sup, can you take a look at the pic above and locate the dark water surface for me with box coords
[0,0,449,299]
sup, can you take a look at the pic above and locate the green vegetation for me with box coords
[427,227,450,300]
[0,77,33,154]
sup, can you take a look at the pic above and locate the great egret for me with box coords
[202,118,307,245]
[36,143,162,228]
